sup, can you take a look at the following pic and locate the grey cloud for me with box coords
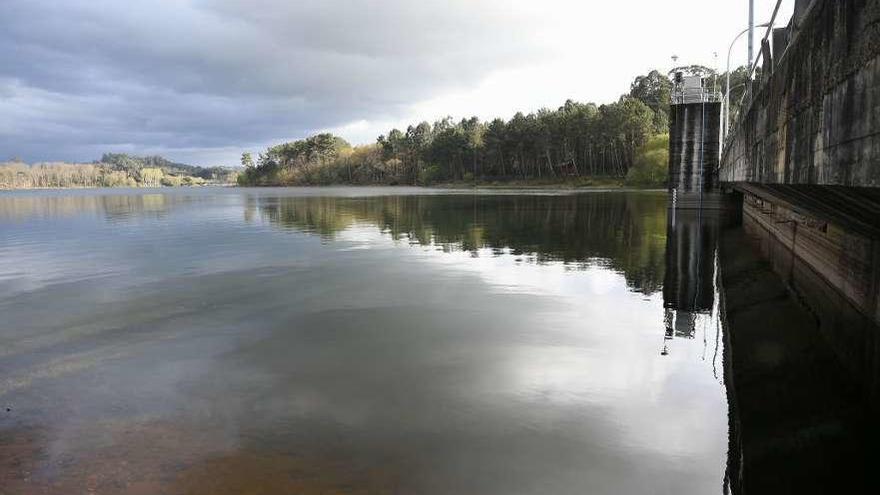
[0,0,544,165]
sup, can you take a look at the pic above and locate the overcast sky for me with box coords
[0,0,792,166]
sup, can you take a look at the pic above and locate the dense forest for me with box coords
[239,66,750,187]
[0,154,238,189]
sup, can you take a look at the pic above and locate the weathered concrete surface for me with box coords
[668,102,724,208]
[670,101,721,193]
[721,0,880,187]
[740,204,880,402]
[736,183,880,325]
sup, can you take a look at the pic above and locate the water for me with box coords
[0,188,872,494]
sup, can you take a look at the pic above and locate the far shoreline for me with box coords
[2,179,668,193]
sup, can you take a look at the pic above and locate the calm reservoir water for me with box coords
[0,188,873,494]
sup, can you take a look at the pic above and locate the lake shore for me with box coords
[1,179,666,192]
[430,177,664,191]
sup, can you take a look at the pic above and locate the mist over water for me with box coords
[1,188,731,494]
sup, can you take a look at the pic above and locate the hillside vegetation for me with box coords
[0,154,238,189]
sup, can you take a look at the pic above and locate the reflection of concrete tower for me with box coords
[663,209,718,312]
[661,208,724,354]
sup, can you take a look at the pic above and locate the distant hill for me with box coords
[99,153,236,181]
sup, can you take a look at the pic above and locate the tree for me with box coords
[461,117,484,179]
[669,64,717,79]
[630,70,672,133]
[483,118,508,177]
[721,65,752,123]
[241,152,254,168]
[139,167,165,187]
[626,134,669,186]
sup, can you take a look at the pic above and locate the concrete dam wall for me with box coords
[720,0,880,187]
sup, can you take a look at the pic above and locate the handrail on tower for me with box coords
[671,73,721,105]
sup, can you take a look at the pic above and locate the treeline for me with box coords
[0,162,137,189]
[0,153,238,189]
[240,68,744,187]
[237,96,664,187]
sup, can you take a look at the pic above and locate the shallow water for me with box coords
[0,187,867,494]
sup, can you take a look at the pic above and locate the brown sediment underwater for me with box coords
[1,420,401,495]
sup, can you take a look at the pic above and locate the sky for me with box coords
[0,0,793,167]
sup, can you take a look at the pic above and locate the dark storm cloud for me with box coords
[0,0,541,165]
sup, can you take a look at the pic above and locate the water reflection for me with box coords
[1,188,731,495]
[710,206,878,494]
[249,192,668,294]
[0,189,190,222]
[661,209,728,355]
[720,226,880,493]
[657,195,880,494]
[3,187,876,494]
[661,205,738,493]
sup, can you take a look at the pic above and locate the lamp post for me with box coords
[724,22,770,140]
[748,0,755,68]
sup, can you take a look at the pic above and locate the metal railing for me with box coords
[724,0,814,152]
[671,86,722,105]
[747,0,785,80]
